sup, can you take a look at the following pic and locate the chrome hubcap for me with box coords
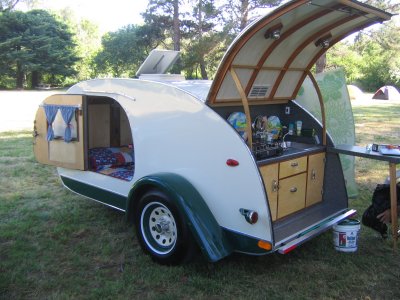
[141,202,177,254]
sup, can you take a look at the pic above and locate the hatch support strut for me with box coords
[230,67,253,149]
[306,70,327,146]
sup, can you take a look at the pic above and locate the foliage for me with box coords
[142,0,181,51]
[55,8,101,82]
[1,0,398,90]
[327,17,400,92]
[93,24,164,78]
[0,0,38,12]
[181,0,223,79]
[0,0,19,11]
[221,0,283,34]
[0,9,79,89]
[363,0,400,12]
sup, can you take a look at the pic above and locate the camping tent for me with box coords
[347,85,363,100]
[372,85,400,100]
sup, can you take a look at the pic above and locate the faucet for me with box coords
[281,132,290,149]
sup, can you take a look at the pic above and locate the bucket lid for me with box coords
[338,219,360,226]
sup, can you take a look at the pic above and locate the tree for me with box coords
[0,9,79,88]
[322,0,400,75]
[221,0,282,35]
[327,16,400,91]
[74,19,101,80]
[142,0,182,51]
[93,24,164,77]
[362,0,400,12]
[0,0,39,12]
[0,0,19,11]
[55,7,101,81]
[182,0,222,79]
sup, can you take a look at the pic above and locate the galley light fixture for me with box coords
[264,23,283,40]
[315,34,332,49]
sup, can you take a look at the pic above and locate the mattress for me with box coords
[89,147,135,181]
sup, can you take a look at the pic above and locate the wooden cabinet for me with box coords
[260,152,325,220]
[278,173,307,219]
[260,163,279,221]
[306,152,325,207]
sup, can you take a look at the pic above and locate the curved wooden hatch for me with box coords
[207,0,392,107]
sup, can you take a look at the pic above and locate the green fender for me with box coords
[127,173,233,262]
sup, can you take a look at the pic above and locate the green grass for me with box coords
[1,104,400,299]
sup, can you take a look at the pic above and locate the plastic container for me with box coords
[333,219,361,252]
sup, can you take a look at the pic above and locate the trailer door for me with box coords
[33,94,87,170]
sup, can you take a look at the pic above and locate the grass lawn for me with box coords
[1,102,400,299]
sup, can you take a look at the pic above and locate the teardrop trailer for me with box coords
[33,0,392,264]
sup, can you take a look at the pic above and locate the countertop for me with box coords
[257,142,325,165]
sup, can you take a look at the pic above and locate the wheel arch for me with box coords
[127,172,233,262]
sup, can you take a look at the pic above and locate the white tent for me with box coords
[347,85,363,100]
[372,85,400,100]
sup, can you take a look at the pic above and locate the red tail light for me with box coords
[226,159,239,167]
[239,208,258,224]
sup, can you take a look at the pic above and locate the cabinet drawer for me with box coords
[277,173,306,218]
[279,156,307,179]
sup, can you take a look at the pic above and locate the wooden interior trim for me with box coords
[82,96,88,170]
[230,68,253,148]
[207,0,310,105]
[306,71,327,146]
[244,7,335,96]
[249,99,290,105]
[232,65,309,72]
[268,14,360,100]
[208,98,290,107]
[231,65,257,69]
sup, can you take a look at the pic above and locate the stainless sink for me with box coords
[282,142,317,153]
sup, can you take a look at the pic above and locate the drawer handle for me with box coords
[272,180,279,192]
[291,162,298,167]
[311,169,316,180]
[290,187,297,193]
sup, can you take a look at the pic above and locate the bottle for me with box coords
[288,123,294,135]
[296,121,302,136]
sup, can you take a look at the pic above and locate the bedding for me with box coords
[89,147,134,181]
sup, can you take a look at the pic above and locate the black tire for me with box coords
[134,189,195,265]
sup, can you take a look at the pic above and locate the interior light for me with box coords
[315,34,332,49]
[270,30,281,40]
[316,39,330,48]
[264,23,283,40]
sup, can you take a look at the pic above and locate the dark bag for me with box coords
[362,183,400,238]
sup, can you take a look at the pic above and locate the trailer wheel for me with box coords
[135,190,195,265]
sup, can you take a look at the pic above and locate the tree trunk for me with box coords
[197,0,207,79]
[316,53,326,74]
[240,0,249,30]
[31,70,40,88]
[16,60,24,89]
[199,56,208,79]
[173,0,180,51]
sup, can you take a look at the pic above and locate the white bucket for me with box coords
[333,219,361,252]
